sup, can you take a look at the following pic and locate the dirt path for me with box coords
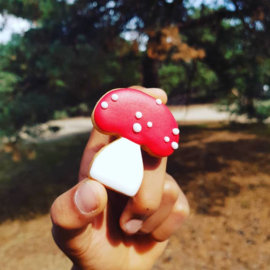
[23,105,233,142]
[1,124,270,269]
[26,104,269,143]
[0,216,71,270]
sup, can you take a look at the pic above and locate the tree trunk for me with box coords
[245,96,256,118]
[142,55,160,88]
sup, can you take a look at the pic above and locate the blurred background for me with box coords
[0,0,270,269]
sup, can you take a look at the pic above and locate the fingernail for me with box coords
[125,219,143,234]
[75,181,99,213]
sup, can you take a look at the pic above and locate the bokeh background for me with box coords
[0,1,270,269]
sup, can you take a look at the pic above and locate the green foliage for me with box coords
[0,21,140,138]
[0,93,53,137]
[255,100,270,121]
[159,64,186,94]
[0,37,140,137]
[191,61,219,97]
[159,61,218,100]
[0,0,270,141]
[0,71,20,93]
[184,1,270,116]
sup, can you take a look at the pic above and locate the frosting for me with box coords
[135,111,143,119]
[172,128,180,135]
[111,94,118,101]
[89,137,143,196]
[133,123,142,133]
[156,99,162,105]
[101,102,108,109]
[164,136,170,142]
[171,142,179,150]
[93,88,180,157]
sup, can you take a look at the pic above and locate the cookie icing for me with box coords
[133,123,142,133]
[135,111,143,119]
[90,137,143,196]
[93,88,180,157]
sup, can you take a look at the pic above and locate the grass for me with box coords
[1,122,270,270]
[0,122,270,223]
[0,133,89,222]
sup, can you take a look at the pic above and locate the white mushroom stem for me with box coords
[89,137,144,196]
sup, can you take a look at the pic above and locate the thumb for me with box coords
[50,179,107,254]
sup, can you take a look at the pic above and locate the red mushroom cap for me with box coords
[92,88,180,157]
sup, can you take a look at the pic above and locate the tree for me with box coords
[179,0,270,117]
[0,0,269,150]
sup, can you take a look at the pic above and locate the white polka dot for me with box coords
[156,99,162,105]
[172,128,180,135]
[135,112,142,119]
[164,136,170,142]
[147,122,153,128]
[111,94,118,101]
[133,123,142,133]
[171,142,179,150]
[101,102,108,109]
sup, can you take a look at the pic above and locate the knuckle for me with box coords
[139,227,151,234]
[172,198,190,220]
[151,232,169,243]
[163,180,180,203]
[50,197,70,229]
[165,173,174,181]
[132,196,161,215]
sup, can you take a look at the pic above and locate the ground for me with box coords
[0,123,270,269]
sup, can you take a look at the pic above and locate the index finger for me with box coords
[79,128,112,181]
[78,87,168,182]
[129,86,168,104]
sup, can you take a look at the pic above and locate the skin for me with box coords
[50,86,190,270]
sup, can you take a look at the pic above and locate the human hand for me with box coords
[50,87,189,270]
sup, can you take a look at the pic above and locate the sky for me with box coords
[0,14,31,44]
[191,0,234,10]
[0,0,234,44]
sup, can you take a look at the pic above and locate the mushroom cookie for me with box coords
[89,88,180,196]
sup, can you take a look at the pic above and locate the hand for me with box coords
[50,86,189,270]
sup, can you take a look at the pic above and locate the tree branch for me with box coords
[179,9,240,30]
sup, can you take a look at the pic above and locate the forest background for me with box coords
[1,2,270,269]
[0,0,270,146]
